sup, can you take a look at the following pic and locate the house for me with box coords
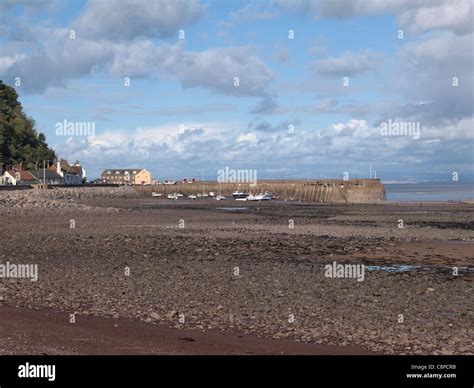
[0,170,38,186]
[55,160,86,185]
[101,169,152,185]
[30,169,63,185]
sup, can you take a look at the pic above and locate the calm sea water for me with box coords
[384,182,474,202]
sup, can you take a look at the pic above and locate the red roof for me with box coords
[6,170,38,181]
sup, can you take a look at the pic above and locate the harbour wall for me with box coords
[140,179,386,203]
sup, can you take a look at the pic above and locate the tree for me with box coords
[0,80,56,171]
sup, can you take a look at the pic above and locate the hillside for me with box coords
[0,80,56,171]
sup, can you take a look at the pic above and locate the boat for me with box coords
[167,194,178,200]
[209,191,215,197]
[235,197,248,201]
[176,193,184,197]
[258,192,272,201]
[246,192,272,201]
[232,191,250,199]
[215,194,225,200]
[151,192,162,197]
[188,194,197,200]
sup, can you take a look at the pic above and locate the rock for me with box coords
[150,312,161,321]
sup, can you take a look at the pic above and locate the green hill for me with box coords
[0,80,56,171]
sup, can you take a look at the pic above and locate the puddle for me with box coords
[366,264,474,274]
[218,207,248,212]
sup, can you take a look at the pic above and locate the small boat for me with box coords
[232,191,250,199]
[175,193,184,197]
[247,192,272,201]
[188,194,197,200]
[215,194,225,200]
[209,192,215,197]
[167,194,178,200]
[258,192,272,201]
[235,197,248,201]
[151,192,162,197]
[202,193,208,198]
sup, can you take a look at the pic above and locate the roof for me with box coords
[5,170,38,181]
[30,170,63,180]
[58,160,81,175]
[71,165,82,174]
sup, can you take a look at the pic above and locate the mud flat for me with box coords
[0,188,472,355]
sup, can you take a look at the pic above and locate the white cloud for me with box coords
[237,132,258,143]
[274,0,473,35]
[74,0,206,40]
[55,116,473,180]
[2,31,274,96]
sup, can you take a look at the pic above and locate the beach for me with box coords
[0,187,472,355]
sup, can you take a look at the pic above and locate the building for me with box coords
[55,160,86,185]
[101,169,152,185]
[30,169,63,185]
[0,170,38,186]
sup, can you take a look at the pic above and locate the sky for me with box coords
[0,0,472,181]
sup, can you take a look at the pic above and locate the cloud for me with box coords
[229,2,279,22]
[311,49,382,77]
[74,0,206,40]
[250,97,280,114]
[54,115,472,181]
[155,44,275,97]
[1,31,274,96]
[249,119,302,133]
[274,0,473,35]
[1,0,274,96]
[383,32,474,125]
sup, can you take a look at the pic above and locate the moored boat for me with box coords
[232,190,250,199]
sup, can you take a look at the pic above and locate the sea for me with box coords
[384,182,474,202]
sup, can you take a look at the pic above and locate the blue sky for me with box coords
[0,0,472,181]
